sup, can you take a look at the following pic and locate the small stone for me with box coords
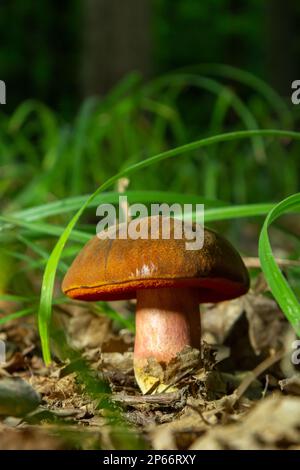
[0,377,41,416]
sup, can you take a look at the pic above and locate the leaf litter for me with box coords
[1,287,300,450]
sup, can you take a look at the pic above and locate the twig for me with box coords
[185,404,211,426]
[160,366,196,393]
[233,349,285,404]
[243,257,300,269]
[262,374,269,398]
[117,177,130,222]
[112,390,183,407]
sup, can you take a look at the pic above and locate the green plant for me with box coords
[1,68,300,384]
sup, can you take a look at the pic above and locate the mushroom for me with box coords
[62,216,249,394]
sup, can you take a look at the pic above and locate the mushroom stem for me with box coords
[134,287,201,394]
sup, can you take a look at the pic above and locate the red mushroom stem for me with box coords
[134,287,201,394]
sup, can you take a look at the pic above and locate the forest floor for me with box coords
[0,276,300,450]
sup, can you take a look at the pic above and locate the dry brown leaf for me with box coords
[190,394,300,450]
[66,307,112,350]
[244,294,287,355]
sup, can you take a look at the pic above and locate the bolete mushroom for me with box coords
[62,216,249,394]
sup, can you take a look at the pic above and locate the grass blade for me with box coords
[0,307,35,325]
[5,191,224,225]
[258,193,300,336]
[38,129,300,364]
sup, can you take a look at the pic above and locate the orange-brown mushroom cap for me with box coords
[62,216,249,303]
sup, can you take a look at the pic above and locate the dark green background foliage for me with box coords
[0,0,81,114]
[2,0,300,113]
[154,0,263,74]
[1,0,300,205]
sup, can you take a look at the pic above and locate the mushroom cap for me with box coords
[62,216,249,303]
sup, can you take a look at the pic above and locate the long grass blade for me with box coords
[258,193,300,336]
[38,129,300,364]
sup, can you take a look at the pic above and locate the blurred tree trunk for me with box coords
[81,0,151,96]
[266,0,296,96]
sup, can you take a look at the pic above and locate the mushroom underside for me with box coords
[63,276,247,302]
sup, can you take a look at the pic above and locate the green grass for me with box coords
[259,193,300,335]
[1,66,300,376]
[36,129,300,364]
[2,68,300,450]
